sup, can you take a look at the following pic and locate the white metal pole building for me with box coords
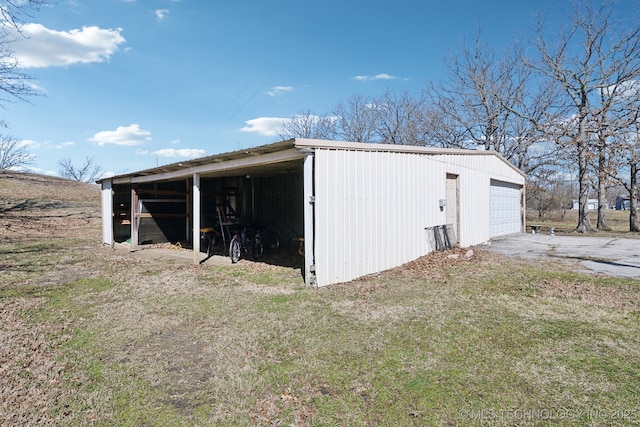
[98,139,525,287]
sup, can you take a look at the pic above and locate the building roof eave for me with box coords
[98,138,526,184]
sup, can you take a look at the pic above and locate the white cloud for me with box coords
[25,81,45,92]
[602,80,640,100]
[23,166,57,176]
[54,141,75,149]
[240,117,286,136]
[267,86,293,97]
[155,9,170,20]
[88,124,152,146]
[151,148,206,158]
[11,23,126,68]
[135,149,150,155]
[353,73,398,82]
[20,139,40,148]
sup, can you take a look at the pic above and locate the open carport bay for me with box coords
[110,159,305,256]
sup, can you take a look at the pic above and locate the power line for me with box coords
[208,71,264,140]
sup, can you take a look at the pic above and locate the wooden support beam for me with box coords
[133,213,189,219]
[131,186,139,247]
[186,178,191,245]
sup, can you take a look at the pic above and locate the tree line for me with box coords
[2,1,640,232]
[279,1,640,232]
[0,1,103,183]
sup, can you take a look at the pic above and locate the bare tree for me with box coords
[0,0,48,171]
[609,118,640,231]
[527,166,564,220]
[591,113,624,231]
[425,32,517,151]
[628,146,640,232]
[582,70,640,230]
[529,0,640,232]
[0,135,34,170]
[425,30,557,175]
[57,157,103,183]
[278,110,337,140]
[619,132,640,232]
[332,94,379,143]
[422,107,469,148]
[0,0,47,119]
[0,0,48,28]
[373,89,430,146]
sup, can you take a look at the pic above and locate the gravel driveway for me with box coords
[480,233,640,279]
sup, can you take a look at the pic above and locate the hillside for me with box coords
[0,171,102,243]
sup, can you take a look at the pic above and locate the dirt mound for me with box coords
[0,171,100,202]
[0,171,101,243]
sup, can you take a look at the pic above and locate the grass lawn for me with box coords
[526,208,640,237]
[1,173,639,426]
[3,248,639,426]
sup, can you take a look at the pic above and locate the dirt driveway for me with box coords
[480,233,640,279]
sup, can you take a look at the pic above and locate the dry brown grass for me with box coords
[2,172,639,426]
[539,277,640,311]
[0,171,101,244]
[0,297,75,426]
[527,208,640,237]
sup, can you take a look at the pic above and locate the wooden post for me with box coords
[186,177,192,242]
[131,186,139,247]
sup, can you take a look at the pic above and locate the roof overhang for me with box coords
[98,138,526,185]
[293,138,526,178]
[100,139,304,184]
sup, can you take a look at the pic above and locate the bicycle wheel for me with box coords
[229,238,241,263]
[269,232,280,250]
[252,237,264,259]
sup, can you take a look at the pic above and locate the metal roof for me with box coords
[99,138,525,184]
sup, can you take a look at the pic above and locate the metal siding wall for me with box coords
[253,172,305,237]
[439,154,524,247]
[313,150,525,287]
[315,149,443,286]
[448,154,489,247]
[360,151,374,274]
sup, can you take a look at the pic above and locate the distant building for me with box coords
[616,195,630,210]
[572,199,599,210]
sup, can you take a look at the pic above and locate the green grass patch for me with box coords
[4,233,640,425]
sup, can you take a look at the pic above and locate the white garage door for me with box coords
[490,180,522,237]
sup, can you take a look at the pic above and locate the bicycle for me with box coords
[258,226,280,251]
[229,226,263,263]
